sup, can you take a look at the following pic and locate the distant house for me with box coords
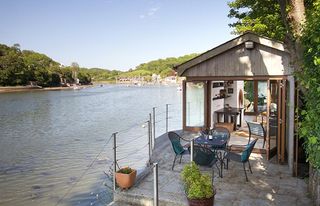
[163,76,177,84]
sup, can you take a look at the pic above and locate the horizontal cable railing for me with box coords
[54,103,182,206]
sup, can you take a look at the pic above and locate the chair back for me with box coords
[193,145,215,166]
[247,121,265,138]
[241,138,258,162]
[168,132,184,155]
[211,127,230,149]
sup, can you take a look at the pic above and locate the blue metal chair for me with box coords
[225,138,258,181]
[247,121,266,148]
[193,145,221,183]
[168,131,190,170]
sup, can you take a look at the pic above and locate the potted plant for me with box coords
[181,162,215,206]
[115,167,137,189]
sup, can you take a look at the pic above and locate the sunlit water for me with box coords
[0,85,182,206]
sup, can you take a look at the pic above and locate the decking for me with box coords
[110,131,311,206]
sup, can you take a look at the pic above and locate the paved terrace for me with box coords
[111,130,312,206]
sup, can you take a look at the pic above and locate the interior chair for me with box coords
[168,131,190,170]
[193,145,221,183]
[246,121,266,148]
[225,138,258,182]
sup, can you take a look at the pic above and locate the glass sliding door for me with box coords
[244,80,267,114]
[186,82,205,127]
[257,81,267,113]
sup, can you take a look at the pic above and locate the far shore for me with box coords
[0,85,95,94]
[0,82,179,94]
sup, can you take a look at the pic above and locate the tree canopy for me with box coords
[228,0,286,41]
[119,54,198,78]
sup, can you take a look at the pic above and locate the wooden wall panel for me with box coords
[183,43,291,77]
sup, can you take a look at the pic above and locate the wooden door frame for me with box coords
[280,80,287,163]
[182,80,209,131]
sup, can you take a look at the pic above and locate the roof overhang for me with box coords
[174,32,289,76]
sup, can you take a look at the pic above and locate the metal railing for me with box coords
[55,103,181,206]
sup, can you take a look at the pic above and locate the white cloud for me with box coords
[139,7,160,19]
[147,7,159,16]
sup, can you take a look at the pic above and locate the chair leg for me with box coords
[215,163,221,178]
[220,159,223,178]
[172,155,177,170]
[243,163,248,182]
[248,160,253,174]
[226,158,229,169]
[179,155,182,163]
[212,167,214,185]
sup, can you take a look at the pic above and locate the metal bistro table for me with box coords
[194,134,228,177]
[215,107,243,130]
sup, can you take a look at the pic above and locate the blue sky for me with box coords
[0,0,235,71]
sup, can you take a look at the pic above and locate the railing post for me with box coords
[166,104,169,133]
[152,107,156,143]
[190,139,194,162]
[153,163,159,206]
[113,132,117,191]
[149,113,153,149]
[148,120,151,164]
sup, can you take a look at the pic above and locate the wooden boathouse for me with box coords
[174,32,299,175]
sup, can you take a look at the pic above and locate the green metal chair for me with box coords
[193,145,221,183]
[247,121,266,148]
[168,131,190,170]
[225,138,258,182]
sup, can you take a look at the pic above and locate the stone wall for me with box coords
[309,165,320,205]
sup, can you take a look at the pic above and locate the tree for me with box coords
[71,62,80,83]
[228,0,307,71]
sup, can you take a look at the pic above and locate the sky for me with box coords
[0,0,235,71]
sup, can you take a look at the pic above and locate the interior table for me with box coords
[215,107,243,130]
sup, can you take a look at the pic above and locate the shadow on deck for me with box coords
[111,130,311,206]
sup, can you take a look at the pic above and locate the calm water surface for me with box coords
[0,85,182,206]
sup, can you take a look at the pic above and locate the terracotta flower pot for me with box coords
[115,168,137,189]
[187,195,214,206]
[187,190,215,206]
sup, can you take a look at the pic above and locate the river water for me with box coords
[0,85,182,206]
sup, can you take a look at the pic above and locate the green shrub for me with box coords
[181,162,214,199]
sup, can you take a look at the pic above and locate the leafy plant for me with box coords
[181,162,214,199]
[117,167,134,174]
[296,0,320,169]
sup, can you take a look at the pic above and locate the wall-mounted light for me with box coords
[245,41,254,49]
